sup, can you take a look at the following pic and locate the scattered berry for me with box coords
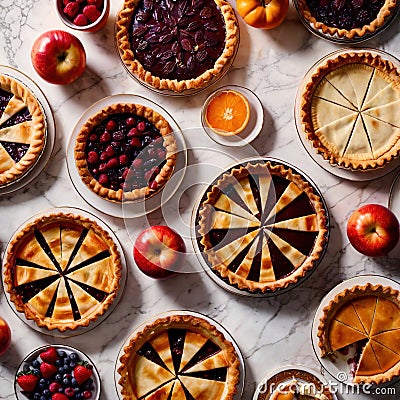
[16,372,39,392]
[73,363,93,386]
[40,347,59,364]
[40,362,58,379]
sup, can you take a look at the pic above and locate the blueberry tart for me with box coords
[116,0,239,93]
[74,103,177,202]
[0,74,46,186]
[3,212,122,331]
[117,314,240,399]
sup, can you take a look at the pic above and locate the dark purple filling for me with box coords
[129,0,226,80]
[84,112,167,192]
[306,0,385,31]
[0,142,29,163]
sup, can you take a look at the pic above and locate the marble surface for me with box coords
[1,1,400,399]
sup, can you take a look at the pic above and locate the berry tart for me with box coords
[117,314,240,400]
[300,50,400,170]
[295,0,398,40]
[196,160,329,294]
[116,0,239,93]
[74,103,177,202]
[3,212,122,332]
[317,283,400,384]
[0,74,46,186]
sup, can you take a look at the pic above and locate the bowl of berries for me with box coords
[15,345,100,400]
[56,0,110,32]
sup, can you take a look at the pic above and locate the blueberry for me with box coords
[40,397,47,400]
[32,368,40,376]
[32,360,41,368]
[23,365,30,373]
[71,377,78,387]
[58,350,67,358]
[33,394,41,400]
[55,374,63,382]
[69,361,76,369]
[69,352,80,362]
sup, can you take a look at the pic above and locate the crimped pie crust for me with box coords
[317,283,400,384]
[0,74,46,186]
[198,161,329,293]
[300,51,400,170]
[117,314,240,400]
[116,0,239,93]
[3,212,122,332]
[74,103,177,202]
[296,0,397,39]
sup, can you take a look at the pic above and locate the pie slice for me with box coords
[300,51,400,170]
[318,283,400,384]
[197,160,328,293]
[3,212,122,331]
[117,314,240,400]
[269,379,332,400]
[0,74,46,186]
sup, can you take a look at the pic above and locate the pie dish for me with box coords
[0,74,46,186]
[116,0,239,93]
[317,283,400,384]
[300,50,400,170]
[295,0,397,41]
[196,160,329,293]
[74,102,177,202]
[3,212,122,331]
[117,313,240,399]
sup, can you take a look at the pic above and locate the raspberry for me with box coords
[119,154,129,165]
[130,137,141,148]
[98,174,108,185]
[137,121,146,132]
[107,157,119,169]
[106,120,117,132]
[63,2,80,18]
[87,151,99,165]
[105,145,115,157]
[126,117,136,127]
[87,0,103,7]
[131,158,143,168]
[73,13,88,26]
[100,132,111,143]
[49,382,62,393]
[83,5,101,23]
[127,128,140,137]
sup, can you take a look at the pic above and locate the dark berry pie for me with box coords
[296,0,397,40]
[117,314,240,399]
[3,212,122,331]
[196,160,329,293]
[74,103,177,202]
[116,0,239,93]
[0,74,46,186]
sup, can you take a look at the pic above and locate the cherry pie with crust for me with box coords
[117,314,240,400]
[0,74,46,186]
[3,212,122,331]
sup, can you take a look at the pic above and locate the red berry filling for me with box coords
[84,113,168,193]
[60,0,104,26]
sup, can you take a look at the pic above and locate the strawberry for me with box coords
[73,362,93,385]
[40,362,58,379]
[16,372,38,392]
[52,394,69,400]
[40,346,59,364]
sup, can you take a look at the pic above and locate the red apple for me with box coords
[31,30,86,84]
[0,317,11,355]
[347,204,399,257]
[134,226,186,279]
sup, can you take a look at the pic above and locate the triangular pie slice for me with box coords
[213,192,259,223]
[179,376,226,400]
[370,340,400,373]
[0,95,25,125]
[209,211,260,230]
[14,265,58,286]
[143,380,174,400]
[372,329,400,355]
[352,296,377,335]
[233,177,259,216]
[258,172,272,215]
[67,280,102,321]
[363,100,400,129]
[149,331,175,374]
[27,279,60,319]
[343,116,373,159]
[39,223,62,268]
[183,350,230,373]
[234,235,260,278]
[0,121,33,143]
[179,331,209,372]
[370,297,400,336]
[333,302,366,334]
[259,232,275,282]
[356,341,382,377]
[328,320,368,351]
[268,214,319,232]
[362,80,400,112]
[0,144,14,172]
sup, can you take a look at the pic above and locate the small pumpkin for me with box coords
[236,0,289,29]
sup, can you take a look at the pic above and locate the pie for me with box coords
[0,74,46,186]
[117,314,240,399]
[74,103,177,202]
[3,212,122,331]
[317,283,400,384]
[116,0,239,93]
[296,0,397,40]
[300,51,400,170]
[196,160,329,293]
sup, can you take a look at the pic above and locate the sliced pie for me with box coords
[116,0,239,93]
[317,283,400,384]
[74,103,177,202]
[0,74,46,186]
[196,160,329,293]
[117,314,240,400]
[300,51,400,170]
[3,212,122,331]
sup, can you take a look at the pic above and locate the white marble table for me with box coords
[1,1,400,399]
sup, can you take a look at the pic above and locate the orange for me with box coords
[204,89,250,136]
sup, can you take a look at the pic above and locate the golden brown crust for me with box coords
[3,212,122,332]
[0,74,46,186]
[117,314,240,400]
[74,103,177,202]
[300,51,400,170]
[116,0,239,93]
[296,0,397,39]
[198,161,328,293]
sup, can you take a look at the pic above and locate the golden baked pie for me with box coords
[317,283,400,384]
[117,314,240,399]
[3,212,122,331]
[0,74,46,186]
[300,51,400,170]
[196,160,329,293]
[116,0,239,93]
[296,0,397,40]
[74,103,177,202]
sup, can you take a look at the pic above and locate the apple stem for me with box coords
[57,52,68,63]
